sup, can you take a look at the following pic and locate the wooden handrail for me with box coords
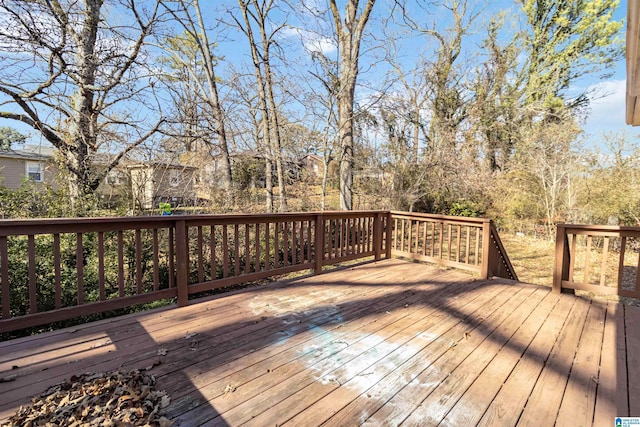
[553,223,640,297]
[0,211,391,333]
[389,213,517,280]
[0,210,521,334]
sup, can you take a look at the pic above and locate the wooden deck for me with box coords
[0,258,638,426]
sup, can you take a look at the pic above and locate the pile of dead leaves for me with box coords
[2,369,172,427]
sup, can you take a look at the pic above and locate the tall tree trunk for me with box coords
[265,156,274,212]
[193,0,232,193]
[260,31,287,212]
[329,0,376,210]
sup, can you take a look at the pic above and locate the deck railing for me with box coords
[389,211,518,281]
[0,210,517,333]
[553,224,640,297]
[0,211,390,333]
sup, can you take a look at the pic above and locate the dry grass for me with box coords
[499,233,556,287]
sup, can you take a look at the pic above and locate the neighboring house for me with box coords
[230,150,302,187]
[129,161,197,209]
[299,154,326,181]
[0,145,60,190]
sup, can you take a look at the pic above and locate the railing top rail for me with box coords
[390,211,491,225]
[558,223,640,233]
[0,210,391,236]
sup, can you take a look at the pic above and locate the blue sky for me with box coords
[2,0,636,150]
[570,0,637,144]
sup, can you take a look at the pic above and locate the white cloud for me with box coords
[584,79,626,129]
[280,26,336,56]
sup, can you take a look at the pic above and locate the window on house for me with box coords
[26,162,43,182]
[169,169,180,187]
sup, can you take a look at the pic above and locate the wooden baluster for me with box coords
[76,233,84,306]
[600,237,609,287]
[274,222,280,267]
[265,222,270,270]
[299,220,305,262]
[584,235,592,285]
[314,215,324,274]
[118,231,125,296]
[292,221,297,265]
[1,236,9,318]
[447,224,453,261]
[234,224,240,276]
[245,223,251,274]
[98,231,106,300]
[197,226,204,283]
[617,236,627,290]
[210,225,217,279]
[135,229,143,294]
[175,220,189,307]
[456,225,461,263]
[283,222,290,266]
[53,234,61,309]
[168,228,175,289]
[407,220,413,255]
[474,228,480,265]
[569,234,577,282]
[255,223,261,272]
[28,235,37,313]
[222,225,229,278]
[153,229,160,291]
[307,220,312,262]
[465,227,471,264]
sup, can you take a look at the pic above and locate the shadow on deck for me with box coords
[1,258,638,426]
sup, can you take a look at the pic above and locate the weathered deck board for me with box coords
[0,258,637,426]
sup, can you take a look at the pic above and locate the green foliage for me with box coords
[520,0,624,108]
[0,181,68,219]
[0,127,27,150]
[232,156,266,190]
[448,200,485,218]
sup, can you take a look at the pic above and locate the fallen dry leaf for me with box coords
[2,369,173,427]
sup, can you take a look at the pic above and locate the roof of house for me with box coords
[0,145,55,161]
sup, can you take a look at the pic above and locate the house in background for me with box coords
[299,153,326,182]
[129,161,197,209]
[0,145,60,190]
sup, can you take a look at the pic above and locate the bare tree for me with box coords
[233,0,288,212]
[0,0,163,205]
[160,0,233,192]
[329,0,376,210]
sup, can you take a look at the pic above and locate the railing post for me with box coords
[386,211,393,259]
[481,220,492,279]
[175,220,189,307]
[553,225,569,294]
[374,212,382,261]
[314,213,324,274]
